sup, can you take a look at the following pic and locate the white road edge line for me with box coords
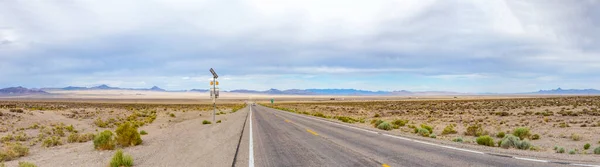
[249,106,254,167]
[571,164,600,167]
[513,157,549,163]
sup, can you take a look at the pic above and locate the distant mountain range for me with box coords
[533,88,600,95]
[0,87,48,95]
[2,85,600,96]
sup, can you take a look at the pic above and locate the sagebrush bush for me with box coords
[416,128,430,137]
[429,133,437,138]
[512,127,530,140]
[531,134,540,140]
[110,149,133,167]
[140,130,148,135]
[569,150,576,154]
[584,143,591,150]
[202,120,211,124]
[392,119,408,127]
[377,122,392,131]
[216,120,222,123]
[593,147,600,154]
[94,130,115,150]
[373,120,384,128]
[442,124,457,135]
[571,133,582,141]
[452,137,463,143]
[557,147,565,153]
[115,122,142,147]
[42,136,62,147]
[18,161,36,167]
[476,135,495,147]
[420,124,433,133]
[500,134,531,150]
[496,132,505,138]
[0,142,29,161]
[465,124,484,137]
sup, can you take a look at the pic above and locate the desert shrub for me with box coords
[374,113,380,117]
[115,122,142,147]
[373,120,384,128]
[392,119,408,127]
[377,122,392,131]
[216,120,222,123]
[465,124,484,137]
[584,143,591,150]
[416,128,430,137]
[110,149,133,167]
[569,150,576,154]
[95,118,108,128]
[313,112,326,118]
[571,133,582,141]
[0,142,29,161]
[42,136,62,147]
[18,162,36,167]
[169,113,175,117]
[336,116,358,123]
[68,133,79,143]
[202,120,211,124]
[68,133,95,143]
[429,133,437,138]
[594,147,600,154]
[496,132,505,138]
[420,124,433,133]
[452,137,463,143]
[9,109,24,113]
[500,134,530,150]
[512,127,530,140]
[65,125,76,133]
[140,130,148,135]
[94,130,115,150]
[442,124,457,135]
[531,134,540,140]
[476,135,495,147]
[557,147,565,153]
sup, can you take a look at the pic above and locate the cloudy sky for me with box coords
[0,0,598,93]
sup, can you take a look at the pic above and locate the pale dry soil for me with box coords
[1,105,248,167]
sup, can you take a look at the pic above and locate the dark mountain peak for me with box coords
[93,84,113,89]
[150,86,165,91]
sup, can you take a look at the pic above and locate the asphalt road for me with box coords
[249,105,570,167]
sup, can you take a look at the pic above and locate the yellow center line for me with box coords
[306,129,319,136]
[382,164,391,167]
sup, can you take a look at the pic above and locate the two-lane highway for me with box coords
[248,105,570,167]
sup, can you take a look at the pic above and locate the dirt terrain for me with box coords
[0,101,247,166]
[264,96,600,160]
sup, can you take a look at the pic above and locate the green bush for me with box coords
[94,130,115,150]
[115,122,142,147]
[18,162,37,167]
[42,136,62,147]
[140,130,148,135]
[110,149,133,167]
[452,137,463,143]
[594,147,600,154]
[496,132,505,138]
[377,122,392,131]
[416,128,430,137]
[0,142,29,161]
[584,143,591,150]
[374,113,380,117]
[216,120,222,123]
[465,124,484,137]
[420,124,433,133]
[512,127,530,140]
[202,120,211,124]
[442,124,457,135]
[500,134,530,150]
[429,133,437,138]
[373,120,384,128]
[531,134,540,140]
[392,119,409,127]
[476,135,495,147]
[569,150,576,154]
[557,147,565,153]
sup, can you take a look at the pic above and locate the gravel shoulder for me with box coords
[3,107,249,167]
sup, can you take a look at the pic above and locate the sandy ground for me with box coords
[0,101,249,167]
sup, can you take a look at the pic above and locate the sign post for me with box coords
[209,68,219,122]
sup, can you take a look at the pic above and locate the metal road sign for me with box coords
[210,68,218,78]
